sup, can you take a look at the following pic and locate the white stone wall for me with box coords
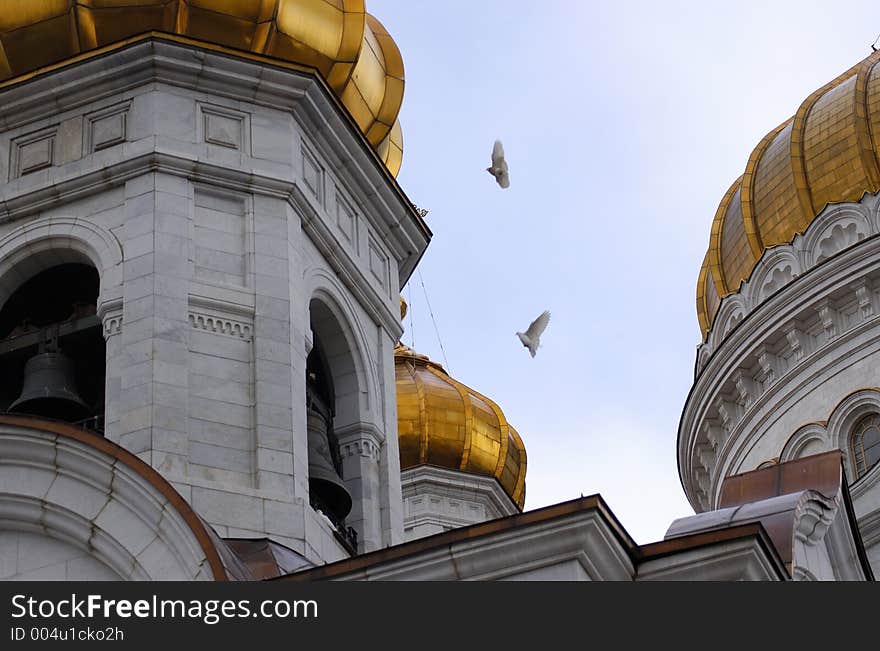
[0,39,428,564]
[0,531,121,581]
[401,466,519,541]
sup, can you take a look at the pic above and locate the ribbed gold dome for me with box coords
[698,49,880,335]
[0,0,404,175]
[395,343,527,509]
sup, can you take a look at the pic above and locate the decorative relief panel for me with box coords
[198,103,249,153]
[816,221,865,263]
[336,192,357,249]
[301,146,324,205]
[368,236,389,294]
[10,126,57,179]
[760,264,795,300]
[85,101,130,154]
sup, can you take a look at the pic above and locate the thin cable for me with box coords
[417,269,451,373]
[407,282,415,350]
[873,31,880,51]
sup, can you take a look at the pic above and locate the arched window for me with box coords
[850,414,880,479]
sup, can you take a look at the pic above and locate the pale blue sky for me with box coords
[369,0,879,543]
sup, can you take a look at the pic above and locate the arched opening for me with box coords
[0,262,105,430]
[850,413,880,480]
[307,297,363,553]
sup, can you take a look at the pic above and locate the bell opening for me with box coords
[0,263,105,430]
[306,332,353,525]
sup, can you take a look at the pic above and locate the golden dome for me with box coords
[395,343,527,509]
[0,0,404,175]
[698,49,880,335]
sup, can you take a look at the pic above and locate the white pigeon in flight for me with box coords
[487,139,510,188]
[516,310,550,358]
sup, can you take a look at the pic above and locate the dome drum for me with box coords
[682,192,880,512]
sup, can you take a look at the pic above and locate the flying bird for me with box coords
[487,139,510,188]
[516,310,550,358]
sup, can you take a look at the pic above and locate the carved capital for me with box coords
[335,422,385,462]
[97,298,123,340]
[339,438,382,460]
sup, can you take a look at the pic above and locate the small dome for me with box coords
[395,343,527,509]
[0,1,404,175]
[698,49,880,335]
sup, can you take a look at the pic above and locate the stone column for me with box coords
[336,424,385,552]
[115,172,191,476]
[377,326,404,547]
[252,195,295,498]
[98,298,123,442]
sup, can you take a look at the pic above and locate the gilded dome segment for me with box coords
[337,11,401,147]
[707,175,743,293]
[719,183,753,292]
[394,344,527,509]
[270,0,365,91]
[699,49,880,336]
[741,119,791,256]
[377,119,403,177]
[695,252,711,334]
[753,121,800,246]
[0,1,404,176]
[857,57,880,187]
[870,59,880,158]
[359,13,404,147]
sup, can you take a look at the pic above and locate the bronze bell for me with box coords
[306,388,352,521]
[9,351,91,422]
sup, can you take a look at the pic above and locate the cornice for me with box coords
[0,149,405,340]
[0,34,429,288]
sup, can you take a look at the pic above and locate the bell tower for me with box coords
[0,4,429,570]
